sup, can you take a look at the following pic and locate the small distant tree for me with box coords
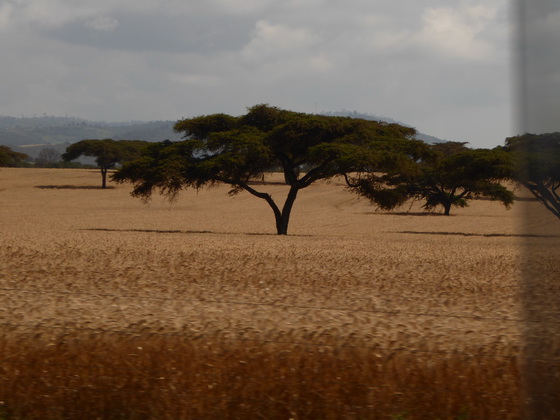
[113,104,423,235]
[0,145,30,167]
[63,139,149,188]
[35,148,62,167]
[347,142,515,215]
[506,132,560,219]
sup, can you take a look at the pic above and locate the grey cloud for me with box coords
[45,11,254,54]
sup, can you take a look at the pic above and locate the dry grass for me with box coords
[1,168,560,419]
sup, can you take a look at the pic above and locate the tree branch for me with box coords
[343,173,359,188]
[299,158,335,188]
[214,176,283,221]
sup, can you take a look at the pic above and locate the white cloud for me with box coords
[413,5,498,61]
[415,7,488,59]
[15,1,94,28]
[241,20,319,60]
[234,20,338,85]
[465,4,499,20]
[85,16,119,32]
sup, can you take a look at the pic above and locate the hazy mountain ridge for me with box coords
[321,110,448,144]
[0,116,183,148]
[0,116,184,158]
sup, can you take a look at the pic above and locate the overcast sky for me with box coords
[0,0,515,148]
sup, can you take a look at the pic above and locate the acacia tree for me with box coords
[0,145,30,167]
[506,132,560,219]
[63,139,148,188]
[346,142,514,215]
[113,104,422,235]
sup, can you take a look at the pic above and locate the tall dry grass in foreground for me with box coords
[1,168,560,419]
[1,333,520,420]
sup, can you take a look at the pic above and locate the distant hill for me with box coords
[0,116,183,146]
[321,110,448,144]
[0,116,183,159]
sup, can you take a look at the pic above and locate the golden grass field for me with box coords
[1,168,560,419]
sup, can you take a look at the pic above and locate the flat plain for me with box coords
[1,168,560,419]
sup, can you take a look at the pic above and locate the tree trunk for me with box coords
[274,186,299,235]
[101,167,108,189]
[238,180,300,235]
[275,216,289,235]
[443,202,452,216]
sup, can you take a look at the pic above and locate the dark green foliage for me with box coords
[506,132,560,219]
[347,142,514,215]
[0,145,31,167]
[114,104,421,234]
[63,139,148,188]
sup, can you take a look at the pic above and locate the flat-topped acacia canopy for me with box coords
[114,104,424,235]
[63,139,148,189]
[346,142,515,216]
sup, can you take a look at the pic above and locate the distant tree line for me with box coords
[0,145,97,169]
[0,140,147,183]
